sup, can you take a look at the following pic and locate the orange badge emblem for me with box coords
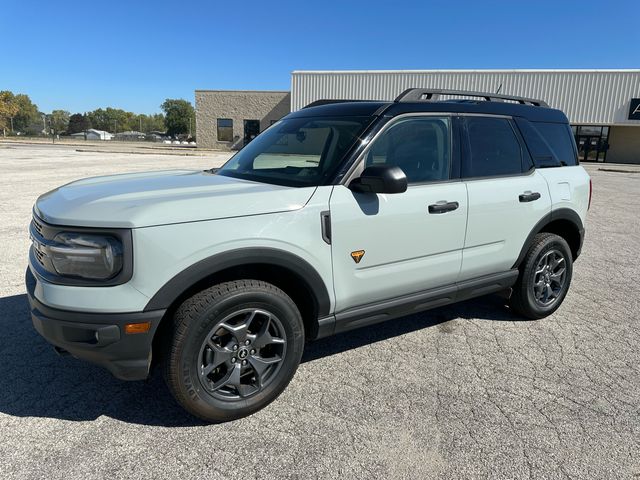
[350,250,365,264]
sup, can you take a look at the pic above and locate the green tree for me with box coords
[49,110,70,134]
[87,107,136,133]
[161,99,194,136]
[86,108,107,131]
[148,113,165,132]
[84,108,166,134]
[67,113,90,134]
[137,113,165,133]
[12,94,40,133]
[27,112,47,136]
[0,91,19,134]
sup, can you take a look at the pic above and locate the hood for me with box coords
[35,170,316,228]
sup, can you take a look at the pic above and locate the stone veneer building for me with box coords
[195,90,290,150]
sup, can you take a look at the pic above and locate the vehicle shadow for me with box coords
[302,294,518,363]
[0,293,204,427]
[0,292,522,427]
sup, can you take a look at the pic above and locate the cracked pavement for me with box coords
[0,143,638,479]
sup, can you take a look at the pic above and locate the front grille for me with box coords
[34,247,46,266]
[30,215,51,270]
[32,217,44,236]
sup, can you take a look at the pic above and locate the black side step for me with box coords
[315,270,518,339]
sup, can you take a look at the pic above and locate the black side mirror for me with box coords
[349,165,408,194]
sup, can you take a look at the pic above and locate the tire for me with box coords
[164,280,304,423]
[510,233,573,319]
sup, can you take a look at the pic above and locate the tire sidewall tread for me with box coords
[510,233,573,319]
[164,279,304,423]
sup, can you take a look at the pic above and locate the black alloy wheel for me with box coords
[197,308,287,400]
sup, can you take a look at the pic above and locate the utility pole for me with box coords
[139,116,142,132]
[10,117,13,133]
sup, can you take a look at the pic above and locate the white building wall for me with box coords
[291,70,640,125]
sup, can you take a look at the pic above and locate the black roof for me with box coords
[289,98,569,124]
[288,101,388,118]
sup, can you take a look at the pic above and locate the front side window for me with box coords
[217,116,373,187]
[464,117,523,178]
[217,118,233,142]
[365,116,451,184]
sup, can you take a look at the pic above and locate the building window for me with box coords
[217,119,233,142]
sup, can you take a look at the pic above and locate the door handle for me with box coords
[428,201,459,214]
[519,191,541,203]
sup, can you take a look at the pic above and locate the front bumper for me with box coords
[26,268,166,381]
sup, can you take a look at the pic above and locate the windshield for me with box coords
[217,116,373,187]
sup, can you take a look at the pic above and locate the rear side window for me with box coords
[463,117,523,178]
[513,117,559,168]
[533,122,578,166]
[514,119,578,168]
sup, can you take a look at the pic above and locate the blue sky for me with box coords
[1,0,639,114]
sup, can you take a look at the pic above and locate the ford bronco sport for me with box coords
[26,89,590,422]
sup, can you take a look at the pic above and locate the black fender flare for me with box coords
[512,208,585,269]
[144,247,332,316]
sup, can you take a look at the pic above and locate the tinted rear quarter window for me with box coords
[533,122,578,166]
[463,117,523,178]
[513,117,559,168]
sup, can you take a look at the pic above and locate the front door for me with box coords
[329,115,468,313]
[575,126,609,162]
[577,136,600,162]
[243,120,260,146]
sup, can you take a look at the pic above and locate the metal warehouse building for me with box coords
[291,69,640,164]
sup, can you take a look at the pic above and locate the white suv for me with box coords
[27,89,590,422]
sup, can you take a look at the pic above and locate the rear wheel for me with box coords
[164,280,304,422]
[510,233,573,319]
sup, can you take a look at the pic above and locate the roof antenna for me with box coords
[496,83,503,94]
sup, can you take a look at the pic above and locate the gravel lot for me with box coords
[0,143,639,479]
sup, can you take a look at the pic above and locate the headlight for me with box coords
[47,233,123,280]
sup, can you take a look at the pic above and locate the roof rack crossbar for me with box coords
[394,88,548,107]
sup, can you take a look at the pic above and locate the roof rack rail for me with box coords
[394,88,548,107]
[303,99,368,108]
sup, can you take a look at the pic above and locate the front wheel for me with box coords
[164,280,304,422]
[510,233,573,319]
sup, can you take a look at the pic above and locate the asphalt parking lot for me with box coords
[0,142,638,479]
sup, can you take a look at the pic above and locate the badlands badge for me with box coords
[350,250,365,264]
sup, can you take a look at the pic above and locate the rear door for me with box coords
[329,115,468,312]
[459,115,551,281]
